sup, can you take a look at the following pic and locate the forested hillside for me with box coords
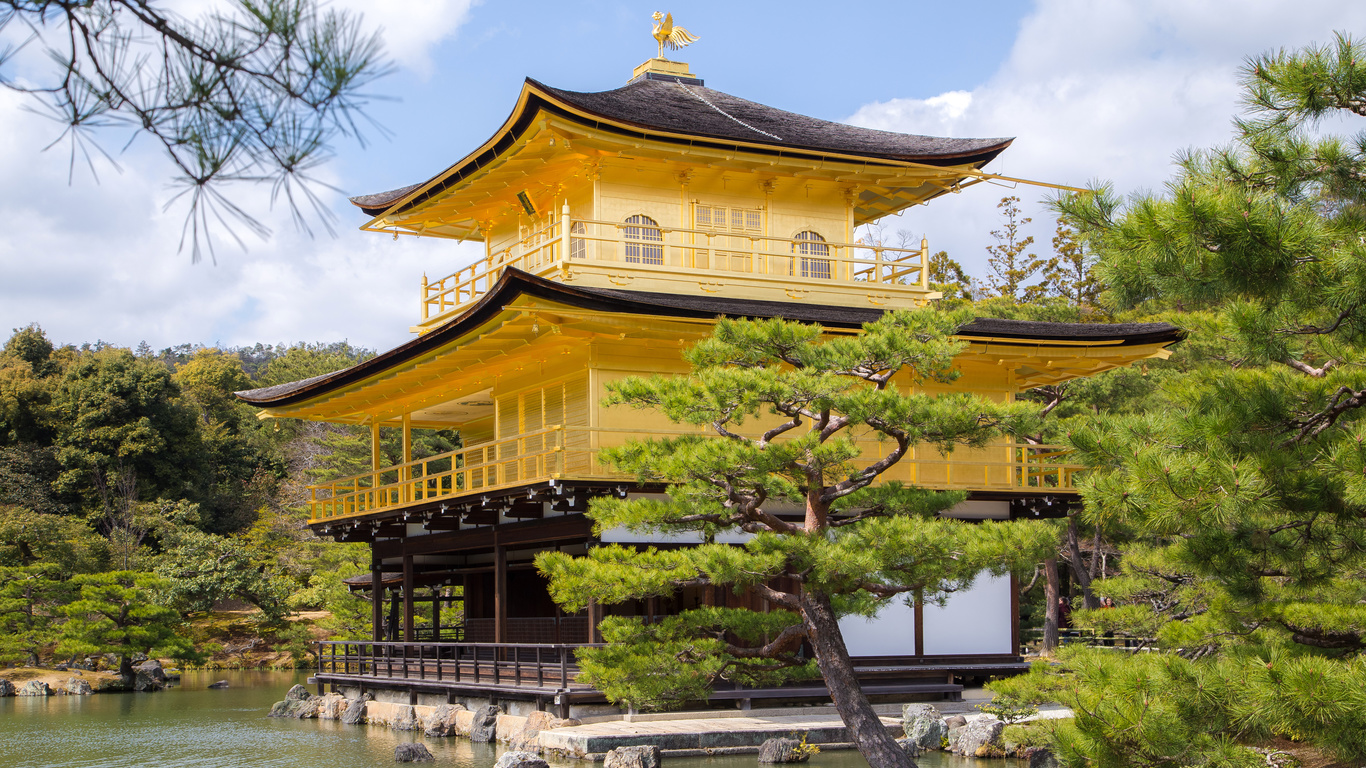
[0,329,427,670]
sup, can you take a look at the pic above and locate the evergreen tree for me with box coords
[1043,220,1102,308]
[0,564,70,666]
[1015,31,1366,765]
[538,309,1056,768]
[984,196,1047,301]
[927,250,975,301]
[57,571,195,681]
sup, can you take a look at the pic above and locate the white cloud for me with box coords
[846,0,1366,280]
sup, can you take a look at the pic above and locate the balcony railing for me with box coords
[307,426,1082,524]
[420,213,930,322]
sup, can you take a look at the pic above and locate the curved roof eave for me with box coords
[235,269,1185,410]
[350,78,1014,219]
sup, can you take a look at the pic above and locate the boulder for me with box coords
[469,704,500,743]
[901,703,945,751]
[391,704,421,732]
[64,677,93,695]
[494,751,548,768]
[394,743,435,763]
[757,738,809,764]
[424,703,467,737]
[895,738,921,758]
[604,745,662,768]
[507,710,579,752]
[950,717,1005,758]
[16,680,52,696]
[268,687,322,719]
[341,697,368,725]
[208,680,230,689]
[0,679,14,696]
[316,692,349,720]
[133,661,166,692]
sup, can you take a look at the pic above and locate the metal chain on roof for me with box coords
[674,82,783,142]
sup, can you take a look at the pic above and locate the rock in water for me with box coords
[950,717,1005,757]
[424,703,466,737]
[895,738,921,758]
[391,704,421,732]
[469,704,500,743]
[17,681,52,696]
[506,710,579,752]
[494,751,548,768]
[208,680,230,689]
[0,679,15,697]
[341,697,368,725]
[133,661,166,692]
[268,686,323,719]
[394,743,435,762]
[604,745,662,768]
[902,703,945,750]
[64,677,93,695]
[757,738,809,764]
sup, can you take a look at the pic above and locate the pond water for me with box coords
[0,670,1016,768]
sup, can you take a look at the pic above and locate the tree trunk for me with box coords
[1042,557,1060,654]
[801,591,915,768]
[1066,517,1100,609]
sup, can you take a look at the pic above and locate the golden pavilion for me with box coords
[237,51,1180,714]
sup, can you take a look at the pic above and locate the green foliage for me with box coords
[57,571,195,673]
[985,196,1048,301]
[978,693,1040,724]
[0,564,71,664]
[154,528,293,621]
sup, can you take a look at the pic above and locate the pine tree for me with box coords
[927,250,975,301]
[1026,31,1366,765]
[984,196,1047,301]
[538,309,1056,768]
[1043,220,1102,307]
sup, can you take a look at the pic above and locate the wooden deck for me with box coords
[315,641,1028,714]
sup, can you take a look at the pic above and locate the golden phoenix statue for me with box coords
[651,12,698,59]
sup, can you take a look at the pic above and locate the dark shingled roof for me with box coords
[534,78,1012,164]
[235,270,1184,408]
[349,77,1013,215]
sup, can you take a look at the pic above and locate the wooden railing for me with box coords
[307,426,1082,524]
[316,640,601,693]
[420,211,930,322]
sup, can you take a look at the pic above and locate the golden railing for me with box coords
[420,212,930,322]
[307,427,1081,524]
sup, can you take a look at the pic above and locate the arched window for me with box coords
[623,215,664,265]
[570,221,586,260]
[793,230,831,279]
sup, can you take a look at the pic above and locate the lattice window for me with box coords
[793,230,831,279]
[623,214,663,265]
[569,221,586,260]
[693,204,764,272]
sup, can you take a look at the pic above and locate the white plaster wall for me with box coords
[922,573,1013,655]
[838,598,917,657]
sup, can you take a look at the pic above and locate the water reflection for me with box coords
[0,670,1017,768]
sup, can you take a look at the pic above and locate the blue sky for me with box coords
[1,0,1363,354]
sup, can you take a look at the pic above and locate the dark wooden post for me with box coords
[432,590,442,642]
[403,554,415,643]
[371,564,384,642]
[494,543,508,644]
[913,590,924,657]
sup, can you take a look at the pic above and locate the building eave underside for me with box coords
[235,269,1184,415]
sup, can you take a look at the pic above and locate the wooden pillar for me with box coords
[432,591,442,642]
[401,412,412,502]
[494,543,508,644]
[370,418,382,470]
[1010,571,1021,656]
[403,554,415,643]
[587,599,603,644]
[371,564,384,642]
[913,590,924,657]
